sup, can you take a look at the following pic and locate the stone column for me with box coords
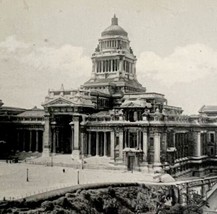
[70,116,80,160]
[143,130,148,162]
[16,131,20,152]
[80,132,84,157]
[29,130,32,152]
[101,61,103,72]
[42,115,50,157]
[173,132,176,147]
[128,130,130,147]
[35,130,39,152]
[119,59,124,76]
[88,132,91,156]
[110,131,115,159]
[104,132,107,156]
[119,130,123,159]
[52,129,56,154]
[154,132,161,165]
[94,59,97,73]
[111,59,113,72]
[132,64,136,78]
[70,127,74,152]
[96,132,99,156]
[161,132,167,164]
[137,130,141,149]
[162,132,167,151]
[23,130,26,152]
[123,130,127,148]
[51,122,56,154]
[56,129,59,152]
[195,131,201,157]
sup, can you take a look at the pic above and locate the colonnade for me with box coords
[84,129,161,165]
[16,129,43,152]
[100,39,128,50]
[96,59,134,74]
[96,59,119,73]
[42,114,163,166]
[87,132,110,157]
[174,132,189,159]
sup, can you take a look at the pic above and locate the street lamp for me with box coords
[81,155,84,169]
[50,153,53,167]
[77,170,80,185]
[26,168,29,182]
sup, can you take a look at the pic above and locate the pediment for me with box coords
[43,96,95,109]
[121,99,152,108]
[127,102,138,107]
[121,101,141,108]
[45,97,75,107]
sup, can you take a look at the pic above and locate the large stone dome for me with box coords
[101,15,128,37]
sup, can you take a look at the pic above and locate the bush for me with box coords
[108,187,116,197]
[41,200,54,211]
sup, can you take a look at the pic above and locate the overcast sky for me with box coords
[1,0,217,114]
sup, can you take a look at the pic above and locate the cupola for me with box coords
[101,15,128,38]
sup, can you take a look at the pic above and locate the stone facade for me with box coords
[1,15,217,177]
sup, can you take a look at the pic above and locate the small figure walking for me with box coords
[63,169,65,173]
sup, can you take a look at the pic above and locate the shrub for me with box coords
[41,200,54,211]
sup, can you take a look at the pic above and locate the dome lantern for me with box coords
[111,14,118,25]
[101,15,128,37]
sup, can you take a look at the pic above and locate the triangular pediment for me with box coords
[127,102,137,107]
[121,101,141,108]
[44,97,75,107]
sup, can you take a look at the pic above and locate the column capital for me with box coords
[51,121,56,129]
[44,113,50,118]
[114,127,123,136]
[142,128,148,133]
[154,132,161,137]
[150,127,162,134]
[73,117,80,122]
[69,121,74,126]
[192,128,202,133]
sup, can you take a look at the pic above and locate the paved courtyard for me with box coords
[0,161,154,200]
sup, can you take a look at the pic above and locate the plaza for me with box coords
[0,161,155,201]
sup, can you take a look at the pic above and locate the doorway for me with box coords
[127,156,135,171]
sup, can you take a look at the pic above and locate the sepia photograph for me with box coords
[0,0,217,213]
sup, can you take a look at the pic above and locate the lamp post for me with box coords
[77,170,80,185]
[81,155,84,170]
[50,153,53,167]
[26,168,29,182]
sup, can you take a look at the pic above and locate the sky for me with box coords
[1,0,217,114]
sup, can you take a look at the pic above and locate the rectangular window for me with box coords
[210,133,215,142]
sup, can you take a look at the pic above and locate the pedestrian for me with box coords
[63,169,65,173]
